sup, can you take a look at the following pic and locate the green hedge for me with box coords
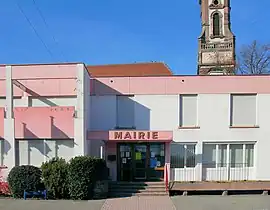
[68,156,108,200]
[41,157,69,199]
[7,165,42,198]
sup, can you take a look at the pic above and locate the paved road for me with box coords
[171,195,270,210]
[1,195,270,210]
[0,199,106,210]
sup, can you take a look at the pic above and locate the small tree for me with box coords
[41,157,69,199]
[236,40,270,74]
[7,165,42,198]
[68,156,108,200]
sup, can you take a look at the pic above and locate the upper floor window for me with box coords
[116,95,135,129]
[179,95,198,127]
[230,94,257,127]
[213,13,220,36]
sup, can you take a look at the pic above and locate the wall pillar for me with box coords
[74,64,86,156]
[4,66,15,173]
[196,141,203,181]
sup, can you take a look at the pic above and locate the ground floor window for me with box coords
[170,143,196,168]
[15,139,74,167]
[203,143,254,168]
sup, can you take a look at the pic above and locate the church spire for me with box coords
[198,0,236,75]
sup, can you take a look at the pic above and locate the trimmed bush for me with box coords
[7,165,42,198]
[68,156,108,200]
[41,157,69,199]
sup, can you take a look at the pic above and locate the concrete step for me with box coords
[109,192,169,197]
[109,185,165,189]
[110,188,167,193]
[109,181,167,197]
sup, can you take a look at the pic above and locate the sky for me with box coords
[0,0,270,75]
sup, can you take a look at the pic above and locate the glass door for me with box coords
[149,143,165,180]
[133,144,147,180]
[119,144,132,181]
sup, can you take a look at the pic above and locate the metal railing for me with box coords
[165,164,169,192]
[170,163,253,182]
[202,163,253,182]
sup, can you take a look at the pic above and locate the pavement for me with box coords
[0,195,270,210]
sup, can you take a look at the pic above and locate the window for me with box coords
[16,140,45,167]
[16,140,74,166]
[213,13,220,36]
[231,94,257,126]
[203,143,255,168]
[179,95,198,127]
[46,140,74,162]
[116,95,135,128]
[245,144,254,167]
[171,143,196,168]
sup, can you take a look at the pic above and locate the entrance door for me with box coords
[117,143,165,181]
[133,144,147,180]
[119,144,132,181]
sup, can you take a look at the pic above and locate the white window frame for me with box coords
[171,143,196,168]
[203,142,255,168]
[179,94,198,127]
[230,94,257,127]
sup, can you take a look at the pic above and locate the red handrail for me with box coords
[165,164,169,193]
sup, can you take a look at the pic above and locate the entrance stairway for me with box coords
[109,181,168,197]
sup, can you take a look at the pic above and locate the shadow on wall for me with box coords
[92,79,151,130]
[50,116,70,138]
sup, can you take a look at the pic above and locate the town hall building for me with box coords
[1,0,269,184]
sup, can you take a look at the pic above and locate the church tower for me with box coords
[198,0,236,75]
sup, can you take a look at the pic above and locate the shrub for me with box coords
[41,157,69,199]
[7,165,42,198]
[68,156,108,200]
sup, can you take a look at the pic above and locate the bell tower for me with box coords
[198,0,236,75]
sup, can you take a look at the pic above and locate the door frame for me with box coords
[117,142,165,181]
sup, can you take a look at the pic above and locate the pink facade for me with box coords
[91,75,270,95]
[2,63,270,183]
[14,106,75,139]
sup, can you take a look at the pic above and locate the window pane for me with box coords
[231,95,256,126]
[16,140,44,167]
[170,144,185,168]
[213,13,220,36]
[230,144,243,168]
[56,140,74,162]
[180,95,197,127]
[203,144,216,168]
[186,145,196,167]
[245,144,254,167]
[117,96,135,128]
[218,144,227,167]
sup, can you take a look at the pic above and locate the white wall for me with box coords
[89,93,270,181]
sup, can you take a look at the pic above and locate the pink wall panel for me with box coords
[14,106,75,139]
[0,64,77,80]
[91,75,270,95]
[0,79,76,97]
[0,108,4,138]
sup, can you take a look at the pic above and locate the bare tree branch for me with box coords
[236,40,270,74]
